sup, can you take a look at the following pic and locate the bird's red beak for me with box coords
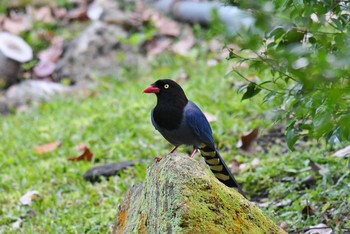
[143,85,160,93]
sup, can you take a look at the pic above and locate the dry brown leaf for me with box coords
[26,6,54,23]
[34,36,64,78]
[38,36,64,62]
[34,141,62,154]
[67,144,93,162]
[155,17,180,36]
[34,60,56,78]
[2,17,31,35]
[52,7,68,20]
[237,128,259,152]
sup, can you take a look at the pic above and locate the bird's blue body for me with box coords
[144,79,245,197]
[152,101,214,148]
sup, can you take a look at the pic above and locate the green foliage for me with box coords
[225,0,350,148]
[56,0,76,9]
[0,1,8,13]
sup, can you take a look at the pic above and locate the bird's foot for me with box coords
[155,157,163,162]
[190,149,198,158]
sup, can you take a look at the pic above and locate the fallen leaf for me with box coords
[67,144,93,162]
[34,60,56,78]
[38,36,64,62]
[2,16,32,35]
[302,204,315,218]
[75,143,88,150]
[34,141,62,154]
[52,6,68,20]
[20,190,41,205]
[237,128,259,152]
[304,223,332,234]
[27,6,54,23]
[333,145,350,157]
[156,17,180,36]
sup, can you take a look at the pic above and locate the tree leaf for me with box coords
[286,128,298,150]
[241,82,261,101]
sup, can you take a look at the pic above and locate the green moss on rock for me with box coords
[113,153,286,234]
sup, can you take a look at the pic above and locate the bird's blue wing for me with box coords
[184,101,214,145]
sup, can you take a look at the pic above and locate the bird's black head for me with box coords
[143,79,188,107]
[144,79,189,130]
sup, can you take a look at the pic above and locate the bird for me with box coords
[143,79,245,197]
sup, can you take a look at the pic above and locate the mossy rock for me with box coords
[113,153,286,234]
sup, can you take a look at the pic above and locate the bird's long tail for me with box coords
[200,144,246,197]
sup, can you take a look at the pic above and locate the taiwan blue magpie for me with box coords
[144,79,245,197]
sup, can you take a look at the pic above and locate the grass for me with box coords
[0,49,349,233]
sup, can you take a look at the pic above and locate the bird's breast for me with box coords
[152,105,183,131]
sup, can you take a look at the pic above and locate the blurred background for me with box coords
[0,0,349,233]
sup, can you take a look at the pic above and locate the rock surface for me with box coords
[2,80,71,112]
[112,153,286,234]
[55,21,145,84]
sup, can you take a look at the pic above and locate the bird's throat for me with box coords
[153,104,184,131]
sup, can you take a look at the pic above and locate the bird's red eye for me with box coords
[164,84,169,89]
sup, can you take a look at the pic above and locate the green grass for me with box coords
[0,51,349,233]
